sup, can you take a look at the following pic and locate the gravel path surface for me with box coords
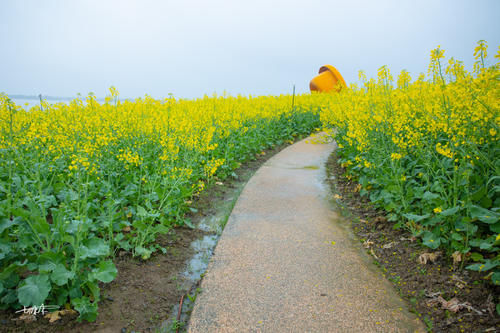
[188,135,424,332]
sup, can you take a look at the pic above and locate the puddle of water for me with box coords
[197,215,224,234]
[183,234,218,281]
[159,232,219,331]
[161,222,225,332]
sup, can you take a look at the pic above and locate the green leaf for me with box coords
[134,246,152,260]
[69,285,83,299]
[497,303,500,316]
[491,272,500,285]
[0,263,22,288]
[71,296,98,322]
[137,205,148,218]
[183,218,195,229]
[37,251,65,268]
[441,206,460,216]
[423,216,442,226]
[2,289,18,305]
[470,252,484,261]
[38,261,57,273]
[79,237,109,260]
[63,234,75,244]
[0,242,11,260]
[86,281,100,302]
[480,196,493,208]
[454,218,478,234]
[90,260,117,283]
[422,231,440,249]
[0,281,4,294]
[403,213,430,222]
[469,238,482,247]
[153,223,170,234]
[466,260,499,272]
[422,191,440,201]
[377,190,393,202]
[470,205,500,224]
[66,219,89,234]
[480,238,495,251]
[0,218,16,234]
[54,288,69,306]
[17,275,51,306]
[490,222,500,233]
[51,264,74,286]
[471,186,487,201]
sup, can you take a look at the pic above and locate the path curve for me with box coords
[188,135,424,332]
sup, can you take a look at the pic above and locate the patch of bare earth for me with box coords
[326,151,500,333]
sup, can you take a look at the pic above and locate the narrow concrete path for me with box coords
[188,135,424,332]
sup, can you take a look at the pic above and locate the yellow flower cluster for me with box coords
[319,42,499,263]
[204,157,225,179]
[0,87,322,203]
[391,153,402,160]
[320,41,499,172]
[435,143,454,159]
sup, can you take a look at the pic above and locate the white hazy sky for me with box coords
[1,0,499,99]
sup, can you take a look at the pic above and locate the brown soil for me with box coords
[0,139,298,333]
[326,150,500,333]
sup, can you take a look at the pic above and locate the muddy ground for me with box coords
[326,151,500,333]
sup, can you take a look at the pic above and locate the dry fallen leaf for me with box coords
[451,275,467,289]
[44,309,77,323]
[486,293,495,317]
[122,225,131,232]
[382,242,399,249]
[215,181,224,186]
[370,248,379,259]
[442,298,462,312]
[425,291,442,298]
[373,216,387,224]
[418,252,441,265]
[16,313,36,323]
[452,251,462,265]
[426,296,481,314]
[44,311,61,323]
[354,184,362,192]
[363,240,374,249]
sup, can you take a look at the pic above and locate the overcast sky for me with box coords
[1,0,499,99]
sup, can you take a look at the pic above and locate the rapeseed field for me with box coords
[0,41,498,321]
[321,41,499,288]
